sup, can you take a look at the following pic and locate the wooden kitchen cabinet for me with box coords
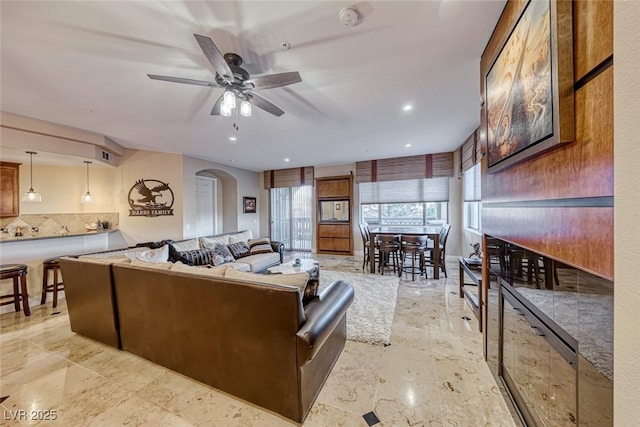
[1,162,20,218]
[316,175,353,255]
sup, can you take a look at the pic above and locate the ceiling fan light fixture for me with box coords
[220,102,232,117]
[339,7,360,26]
[223,90,236,109]
[240,100,252,117]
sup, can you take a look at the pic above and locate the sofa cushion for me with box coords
[228,230,253,244]
[228,241,250,259]
[80,247,147,260]
[224,267,309,293]
[171,261,228,277]
[200,235,230,249]
[209,243,236,266]
[171,238,200,252]
[248,237,274,255]
[173,248,213,266]
[234,252,281,273]
[224,262,252,272]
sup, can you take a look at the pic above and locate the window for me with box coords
[463,163,481,231]
[359,177,449,226]
[270,186,313,251]
[361,202,448,226]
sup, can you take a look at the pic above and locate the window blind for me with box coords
[461,129,482,172]
[463,163,481,201]
[263,167,314,189]
[355,152,453,184]
[359,177,450,204]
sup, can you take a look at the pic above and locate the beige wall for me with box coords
[18,163,120,216]
[182,155,261,238]
[614,1,640,424]
[117,150,184,245]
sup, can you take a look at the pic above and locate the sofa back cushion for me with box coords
[228,230,253,244]
[129,245,169,263]
[200,235,230,249]
[171,238,200,252]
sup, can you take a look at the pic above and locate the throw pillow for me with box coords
[171,238,200,252]
[173,249,213,266]
[200,235,230,249]
[224,268,309,294]
[248,237,274,255]
[227,241,250,259]
[129,245,169,263]
[209,243,236,266]
[228,230,253,244]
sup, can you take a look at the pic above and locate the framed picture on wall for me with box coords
[485,0,574,173]
[243,197,256,213]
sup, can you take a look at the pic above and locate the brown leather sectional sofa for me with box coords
[60,257,354,423]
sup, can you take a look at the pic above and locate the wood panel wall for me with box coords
[481,0,614,280]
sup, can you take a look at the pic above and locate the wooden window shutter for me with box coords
[355,152,454,183]
[263,167,314,189]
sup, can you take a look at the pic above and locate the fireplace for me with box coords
[485,237,613,426]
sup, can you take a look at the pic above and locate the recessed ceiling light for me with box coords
[229,159,237,163]
[229,136,237,142]
[284,158,290,162]
[405,143,412,148]
[402,104,413,111]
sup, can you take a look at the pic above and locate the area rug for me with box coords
[319,270,399,346]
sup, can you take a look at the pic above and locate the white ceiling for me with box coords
[1,1,505,172]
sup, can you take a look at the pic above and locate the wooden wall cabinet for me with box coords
[1,162,20,218]
[316,175,353,255]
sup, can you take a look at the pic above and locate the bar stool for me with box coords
[377,234,401,276]
[401,235,428,281]
[0,264,31,316]
[41,257,64,308]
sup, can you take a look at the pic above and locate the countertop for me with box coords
[0,228,118,243]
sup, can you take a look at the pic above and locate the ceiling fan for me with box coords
[148,34,302,117]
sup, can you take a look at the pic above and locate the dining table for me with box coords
[368,226,443,278]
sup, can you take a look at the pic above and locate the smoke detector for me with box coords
[339,6,360,26]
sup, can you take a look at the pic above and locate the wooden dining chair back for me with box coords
[377,234,401,276]
[425,223,452,278]
[401,235,428,281]
[359,223,372,270]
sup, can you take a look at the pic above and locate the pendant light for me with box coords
[21,151,42,203]
[80,161,93,204]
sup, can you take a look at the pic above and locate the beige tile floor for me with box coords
[0,254,516,426]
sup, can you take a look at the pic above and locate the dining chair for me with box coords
[377,234,402,276]
[425,223,451,278]
[400,235,428,281]
[359,223,379,270]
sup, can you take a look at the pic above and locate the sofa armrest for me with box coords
[296,280,354,362]
[270,240,285,263]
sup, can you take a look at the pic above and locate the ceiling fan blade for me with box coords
[244,72,302,90]
[210,93,224,115]
[193,34,234,84]
[247,92,285,117]
[147,74,219,87]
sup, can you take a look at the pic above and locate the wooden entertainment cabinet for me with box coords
[315,175,353,255]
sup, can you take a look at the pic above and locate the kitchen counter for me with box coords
[0,228,118,243]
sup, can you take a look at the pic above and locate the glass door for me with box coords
[270,186,312,251]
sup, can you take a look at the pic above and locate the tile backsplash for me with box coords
[0,212,119,238]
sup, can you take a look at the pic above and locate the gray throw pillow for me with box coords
[210,243,236,266]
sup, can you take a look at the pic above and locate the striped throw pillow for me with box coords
[227,241,250,259]
[248,237,274,255]
[173,249,213,266]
